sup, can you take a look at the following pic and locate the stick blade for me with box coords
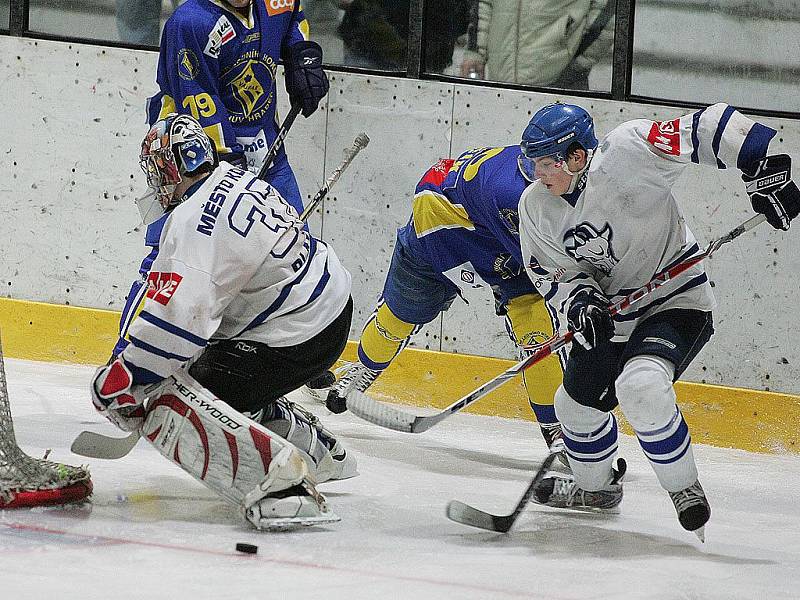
[70,430,139,460]
[346,391,416,433]
[446,500,513,532]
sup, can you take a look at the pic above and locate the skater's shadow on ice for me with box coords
[448,513,774,565]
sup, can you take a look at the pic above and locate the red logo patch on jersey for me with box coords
[647,118,681,156]
[265,0,294,16]
[420,158,455,187]
[146,272,184,306]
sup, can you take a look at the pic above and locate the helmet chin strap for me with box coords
[561,148,594,194]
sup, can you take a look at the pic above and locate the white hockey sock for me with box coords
[554,385,618,491]
[616,355,698,492]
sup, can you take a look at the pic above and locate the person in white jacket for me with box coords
[517,102,799,539]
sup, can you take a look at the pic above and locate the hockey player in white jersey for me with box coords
[517,102,799,538]
[90,114,356,529]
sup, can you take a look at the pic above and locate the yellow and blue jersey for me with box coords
[146,0,308,172]
[398,145,534,302]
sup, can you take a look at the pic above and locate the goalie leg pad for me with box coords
[142,371,338,528]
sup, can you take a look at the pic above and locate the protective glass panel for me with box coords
[0,0,9,31]
[632,1,800,112]
[28,0,169,46]
[333,0,410,70]
[448,0,614,92]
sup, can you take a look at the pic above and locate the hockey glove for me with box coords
[741,154,800,230]
[283,41,329,118]
[90,358,148,432]
[219,152,248,170]
[567,288,615,350]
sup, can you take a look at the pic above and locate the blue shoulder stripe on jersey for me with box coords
[125,359,166,385]
[306,247,330,305]
[690,109,703,164]
[711,105,736,169]
[129,335,193,362]
[738,123,777,170]
[145,213,169,247]
[238,237,319,335]
[614,273,708,322]
[138,310,208,347]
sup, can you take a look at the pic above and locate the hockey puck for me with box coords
[235,543,258,554]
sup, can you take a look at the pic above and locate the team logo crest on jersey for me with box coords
[178,49,199,80]
[146,272,184,305]
[563,222,618,276]
[204,15,236,58]
[266,0,294,16]
[224,52,276,122]
[647,118,681,156]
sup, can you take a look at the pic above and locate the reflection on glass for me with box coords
[27,0,173,44]
[1,0,9,31]
[336,0,410,70]
[632,1,800,112]
[423,0,471,74]
[456,0,614,92]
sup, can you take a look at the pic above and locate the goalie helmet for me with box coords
[139,113,218,209]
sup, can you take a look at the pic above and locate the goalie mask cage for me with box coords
[0,332,93,508]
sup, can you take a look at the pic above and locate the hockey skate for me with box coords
[532,458,626,511]
[325,361,381,414]
[243,447,340,530]
[300,370,336,404]
[669,480,711,541]
[249,398,358,483]
[539,422,570,470]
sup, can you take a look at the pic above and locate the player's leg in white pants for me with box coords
[554,384,619,491]
[615,354,698,492]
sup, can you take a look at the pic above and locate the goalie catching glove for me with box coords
[90,357,149,432]
[741,154,800,230]
[567,288,615,350]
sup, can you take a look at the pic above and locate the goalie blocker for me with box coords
[143,371,338,530]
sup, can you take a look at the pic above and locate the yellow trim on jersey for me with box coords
[202,123,231,154]
[208,0,253,28]
[157,94,177,121]
[412,191,475,238]
[298,19,310,40]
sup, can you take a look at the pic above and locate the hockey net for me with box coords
[0,333,92,508]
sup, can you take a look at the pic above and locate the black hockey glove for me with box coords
[567,288,615,351]
[741,154,800,230]
[219,152,247,170]
[283,41,329,118]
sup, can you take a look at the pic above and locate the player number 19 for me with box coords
[182,93,217,119]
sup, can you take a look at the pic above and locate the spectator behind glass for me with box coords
[337,0,470,73]
[117,0,165,46]
[460,0,614,90]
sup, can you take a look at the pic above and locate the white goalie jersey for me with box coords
[519,103,776,342]
[120,162,352,384]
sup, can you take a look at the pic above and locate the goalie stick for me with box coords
[71,132,370,461]
[347,213,767,433]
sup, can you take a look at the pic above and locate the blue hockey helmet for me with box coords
[520,103,598,161]
[140,113,218,209]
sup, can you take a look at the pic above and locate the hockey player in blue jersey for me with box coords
[517,102,799,539]
[323,145,567,455]
[92,114,355,529]
[146,0,329,215]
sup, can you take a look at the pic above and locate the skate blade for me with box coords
[693,525,706,543]
[255,511,342,531]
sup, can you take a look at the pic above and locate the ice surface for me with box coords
[1,359,799,599]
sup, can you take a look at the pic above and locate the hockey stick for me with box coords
[446,452,558,532]
[71,132,370,460]
[256,105,301,180]
[347,214,767,433]
[447,453,628,532]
